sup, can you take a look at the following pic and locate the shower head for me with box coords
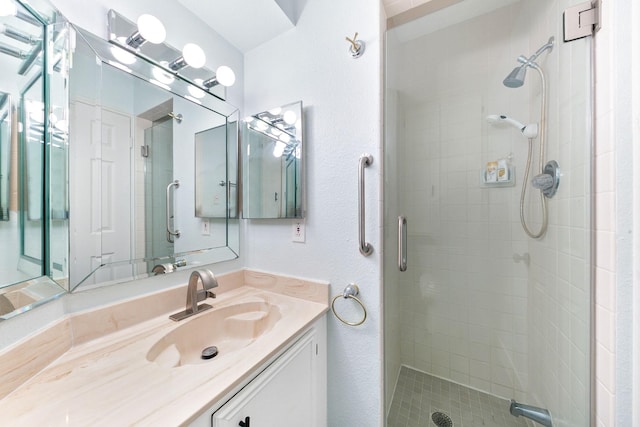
[503,37,554,88]
[503,64,527,88]
[486,114,538,138]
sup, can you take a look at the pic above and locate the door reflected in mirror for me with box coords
[242,101,304,219]
[68,28,239,291]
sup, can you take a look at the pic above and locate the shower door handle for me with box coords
[358,154,373,256]
[398,216,407,271]
[166,180,180,242]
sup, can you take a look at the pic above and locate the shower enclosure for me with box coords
[384,1,592,426]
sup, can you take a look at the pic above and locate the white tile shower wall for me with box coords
[391,1,592,424]
[521,0,591,425]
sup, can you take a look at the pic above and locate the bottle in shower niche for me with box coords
[497,158,509,182]
[486,161,498,182]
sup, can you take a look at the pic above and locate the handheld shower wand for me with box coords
[486,114,538,139]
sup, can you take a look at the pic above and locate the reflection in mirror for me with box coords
[0,0,68,320]
[0,92,10,222]
[68,27,239,291]
[242,101,303,219]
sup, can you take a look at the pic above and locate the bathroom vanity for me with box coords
[0,270,328,426]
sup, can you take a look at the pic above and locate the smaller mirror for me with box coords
[242,101,303,219]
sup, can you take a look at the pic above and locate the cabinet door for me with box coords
[212,330,317,427]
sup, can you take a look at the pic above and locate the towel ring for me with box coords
[331,283,367,326]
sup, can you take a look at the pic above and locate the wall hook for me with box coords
[345,32,365,59]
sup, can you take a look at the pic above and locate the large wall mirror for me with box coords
[0,0,69,320]
[242,101,304,218]
[1,0,242,319]
[68,27,239,291]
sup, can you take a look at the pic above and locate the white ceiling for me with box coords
[382,0,433,18]
[176,0,298,53]
[176,0,517,53]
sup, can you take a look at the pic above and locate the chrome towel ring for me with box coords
[331,283,367,326]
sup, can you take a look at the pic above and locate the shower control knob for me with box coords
[531,173,553,190]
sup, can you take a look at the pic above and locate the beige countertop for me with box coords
[0,270,328,426]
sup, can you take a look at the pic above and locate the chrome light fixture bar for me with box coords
[0,41,24,58]
[107,9,234,101]
[2,24,39,45]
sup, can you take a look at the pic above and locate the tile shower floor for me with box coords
[387,366,529,427]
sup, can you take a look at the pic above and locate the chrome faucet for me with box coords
[169,269,218,321]
[152,259,187,275]
[510,399,552,427]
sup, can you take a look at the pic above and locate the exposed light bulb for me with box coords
[215,65,235,87]
[137,14,165,44]
[269,107,282,115]
[273,141,285,158]
[256,120,268,131]
[55,119,68,132]
[110,45,136,65]
[279,133,290,143]
[182,43,206,68]
[283,110,297,125]
[152,63,174,85]
[188,79,205,98]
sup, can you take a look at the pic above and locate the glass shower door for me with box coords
[384,1,592,426]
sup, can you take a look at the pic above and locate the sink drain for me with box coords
[201,346,219,360]
[432,412,453,427]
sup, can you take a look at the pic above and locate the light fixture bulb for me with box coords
[182,43,206,68]
[278,133,290,143]
[269,107,282,115]
[273,141,285,158]
[215,65,235,87]
[0,0,17,16]
[110,45,136,65]
[283,110,297,125]
[137,14,165,44]
[188,80,205,99]
[152,63,174,85]
[55,119,68,132]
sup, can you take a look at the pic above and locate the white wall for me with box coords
[243,0,383,424]
[593,1,640,426]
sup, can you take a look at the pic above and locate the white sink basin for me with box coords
[147,301,281,368]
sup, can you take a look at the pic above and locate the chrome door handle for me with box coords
[166,180,180,242]
[358,154,373,256]
[398,216,407,271]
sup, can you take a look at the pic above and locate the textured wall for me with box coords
[243,0,383,424]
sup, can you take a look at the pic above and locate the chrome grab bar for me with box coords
[398,216,407,271]
[166,180,180,242]
[358,154,373,256]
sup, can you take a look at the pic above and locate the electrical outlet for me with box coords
[292,220,305,243]
[201,219,210,236]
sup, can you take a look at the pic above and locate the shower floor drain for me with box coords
[432,411,453,427]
